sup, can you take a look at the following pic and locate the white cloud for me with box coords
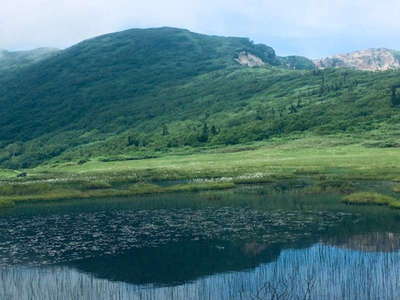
[1,0,400,57]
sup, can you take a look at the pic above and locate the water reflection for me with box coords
[326,232,400,252]
[67,240,284,286]
[2,241,400,300]
[1,183,400,299]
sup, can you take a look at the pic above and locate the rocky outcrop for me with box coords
[235,51,266,67]
[314,48,400,71]
[235,51,315,70]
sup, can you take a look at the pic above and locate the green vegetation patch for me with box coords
[0,169,19,179]
[0,198,14,208]
[166,182,235,192]
[389,201,400,209]
[233,175,276,185]
[342,192,397,206]
[75,180,113,190]
[0,181,236,206]
[0,182,53,196]
[301,180,356,194]
[392,185,400,193]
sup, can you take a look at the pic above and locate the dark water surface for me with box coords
[1,182,399,299]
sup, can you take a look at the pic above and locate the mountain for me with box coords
[0,48,59,73]
[314,48,400,71]
[0,27,399,169]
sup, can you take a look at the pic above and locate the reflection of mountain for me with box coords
[325,232,400,253]
[67,240,287,286]
[67,239,315,287]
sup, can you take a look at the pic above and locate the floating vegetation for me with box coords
[0,199,14,208]
[392,185,400,193]
[302,180,356,194]
[0,207,352,266]
[389,201,400,209]
[342,192,398,207]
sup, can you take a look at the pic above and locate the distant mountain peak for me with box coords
[314,48,400,71]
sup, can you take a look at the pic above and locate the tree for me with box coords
[210,125,218,135]
[162,124,169,136]
[127,136,140,147]
[6,142,23,158]
[288,104,298,114]
[198,123,209,142]
[391,85,400,106]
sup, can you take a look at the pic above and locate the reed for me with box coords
[0,182,237,205]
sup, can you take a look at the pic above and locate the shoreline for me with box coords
[1,137,400,208]
[1,172,399,211]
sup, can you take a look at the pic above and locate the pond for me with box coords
[1,181,399,299]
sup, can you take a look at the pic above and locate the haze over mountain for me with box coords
[0,27,399,169]
[0,48,59,73]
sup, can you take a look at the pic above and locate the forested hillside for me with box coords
[0,48,59,74]
[0,27,399,169]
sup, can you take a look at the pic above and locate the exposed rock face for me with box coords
[235,51,266,67]
[314,48,400,71]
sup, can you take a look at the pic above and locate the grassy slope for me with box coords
[2,64,400,169]
[41,136,400,181]
[0,28,318,168]
[0,169,19,179]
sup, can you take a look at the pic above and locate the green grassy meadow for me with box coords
[1,135,400,206]
[36,136,400,181]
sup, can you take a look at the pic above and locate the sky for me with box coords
[1,0,400,58]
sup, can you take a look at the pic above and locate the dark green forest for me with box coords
[0,27,399,169]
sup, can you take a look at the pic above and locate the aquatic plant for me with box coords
[165,182,235,193]
[0,199,14,208]
[0,206,350,266]
[392,185,400,193]
[342,192,397,206]
[301,180,355,195]
[0,181,237,205]
[233,173,275,185]
[388,201,400,209]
